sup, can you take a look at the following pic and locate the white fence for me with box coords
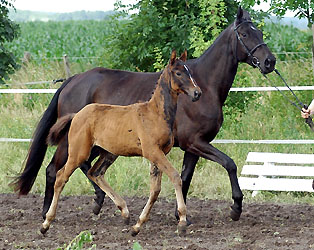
[2,85,314,94]
[1,85,313,144]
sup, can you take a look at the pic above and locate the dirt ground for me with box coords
[0,193,314,250]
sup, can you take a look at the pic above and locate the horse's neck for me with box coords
[149,76,178,130]
[193,26,238,103]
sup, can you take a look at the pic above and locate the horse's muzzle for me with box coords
[192,89,202,102]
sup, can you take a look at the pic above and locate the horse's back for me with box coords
[58,67,160,116]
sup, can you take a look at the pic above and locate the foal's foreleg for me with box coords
[131,163,162,236]
[145,151,187,236]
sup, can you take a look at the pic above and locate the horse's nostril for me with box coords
[264,58,271,68]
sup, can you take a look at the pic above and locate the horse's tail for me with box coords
[11,76,75,196]
[47,114,75,145]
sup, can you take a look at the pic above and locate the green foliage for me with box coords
[103,0,238,72]
[133,242,143,250]
[57,231,96,250]
[270,0,314,27]
[263,22,312,60]
[189,0,227,57]
[0,0,20,83]
[6,20,114,63]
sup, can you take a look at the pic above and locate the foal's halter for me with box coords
[233,20,267,68]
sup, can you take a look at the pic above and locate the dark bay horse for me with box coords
[13,7,276,221]
[41,50,201,236]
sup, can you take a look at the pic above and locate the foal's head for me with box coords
[165,50,201,102]
[233,7,276,74]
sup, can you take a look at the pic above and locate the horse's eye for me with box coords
[242,33,247,38]
[176,72,182,76]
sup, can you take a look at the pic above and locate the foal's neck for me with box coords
[149,70,178,130]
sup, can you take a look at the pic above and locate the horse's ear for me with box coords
[236,6,243,21]
[170,49,177,65]
[179,50,187,62]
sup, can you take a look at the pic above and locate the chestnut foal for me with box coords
[41,50,201,236]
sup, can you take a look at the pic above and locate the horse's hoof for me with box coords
[131,227,139,237]
[40,226,49,235]
[93,203,102,215]
[123,216,130,225]
[177,222,187,236]
[230,208,241,221]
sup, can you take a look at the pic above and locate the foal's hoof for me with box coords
[131,227,139,237]
[230,208,241,221]
[177,222,187,236]
[40,226,49,235]
[175,211,192,226]
[92,203,102,215]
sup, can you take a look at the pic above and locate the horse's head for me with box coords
[166,50,202,102]
[233,7,276,74]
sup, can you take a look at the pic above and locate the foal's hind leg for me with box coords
[131,163,162,236]
[87,152,129,223]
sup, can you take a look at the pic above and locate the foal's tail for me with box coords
[47,114,75,145]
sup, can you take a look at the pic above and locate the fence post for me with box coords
[22,51,31,64]
[63,54,72,79]
[312,24,314,77]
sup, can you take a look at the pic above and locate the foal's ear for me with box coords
[170,49,177,65]
[179,50,187,62]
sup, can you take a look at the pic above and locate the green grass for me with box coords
[1,59,314,206]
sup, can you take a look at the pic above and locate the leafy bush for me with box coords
[263,22,312,60]
[0,0,20,83]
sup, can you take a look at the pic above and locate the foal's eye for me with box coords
[176,72,182,76]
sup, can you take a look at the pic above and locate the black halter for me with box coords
[233,20,267,68]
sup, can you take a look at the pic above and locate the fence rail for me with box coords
[2,86,314,94]
[1,138,314,144]
[1,84,313,144]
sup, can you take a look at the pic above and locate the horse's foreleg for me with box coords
[187,139,243,221]
[41,161,76,234]
[175,151,199,223]
[131,163,162,236]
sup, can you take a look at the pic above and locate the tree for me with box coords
[0,0,20,83]
[242,0,314,74]
[103,0,239,72]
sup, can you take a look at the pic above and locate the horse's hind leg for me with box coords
[43,137,68,219]
[41,159,77,234]
[80,146,109,215]
[87,152,129,223]
[131,163,162,236]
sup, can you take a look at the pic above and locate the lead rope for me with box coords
[261,69,314,131]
